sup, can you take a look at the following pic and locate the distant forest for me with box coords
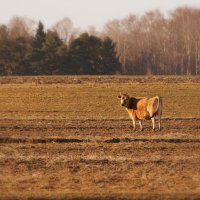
[0,7,200,75]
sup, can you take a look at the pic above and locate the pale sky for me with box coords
[0,0,200,30]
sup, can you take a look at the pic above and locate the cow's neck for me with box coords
[127,97,137,109]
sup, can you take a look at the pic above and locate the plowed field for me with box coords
[0,76,200,200]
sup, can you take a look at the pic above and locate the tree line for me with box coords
[0,20,121,75]
[0,6,200,75]
[103,7,200,75]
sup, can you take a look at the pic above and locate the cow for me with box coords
[118,94,163,131]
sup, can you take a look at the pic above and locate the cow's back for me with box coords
[135,96,161,120]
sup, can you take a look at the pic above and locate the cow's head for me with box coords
[118,94,130,107]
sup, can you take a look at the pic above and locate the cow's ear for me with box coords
[118,95,121,99]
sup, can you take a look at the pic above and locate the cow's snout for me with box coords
[121,103,124,106]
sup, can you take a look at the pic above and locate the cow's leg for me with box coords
[138,120,143,131]
[151,117,155,131]
[158,116,161,131]
[132,119,136,131]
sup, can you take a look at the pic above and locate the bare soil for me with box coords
[1,118,200,200]
[0,76,200,199]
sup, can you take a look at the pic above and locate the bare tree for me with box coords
[169,7,200,75]
[51,17,73,44]
[87,25,99,36]
[8,16,36,39]
[103,19,128,73]
[102,7,200,75]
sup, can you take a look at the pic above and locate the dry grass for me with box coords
[0,76,200,200]
[0,76,199,120]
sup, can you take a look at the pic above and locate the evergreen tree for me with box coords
[100,37,121,74]
[0,25,11,75]
[87,35,102,74]
[68,33,90,74]
[42,30,63,74]
[33,21,46,48]
[56,43,69,74]
[68,33,121,74]
[0,25,31,75]
[28,21,46,74]
[10,37,30,75]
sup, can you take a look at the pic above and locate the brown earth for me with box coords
[1,118,200,200]
[0,76,200,199]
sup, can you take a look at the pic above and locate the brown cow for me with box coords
[118,94,163,131]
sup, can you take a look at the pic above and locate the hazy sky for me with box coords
[0,0,200,30]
